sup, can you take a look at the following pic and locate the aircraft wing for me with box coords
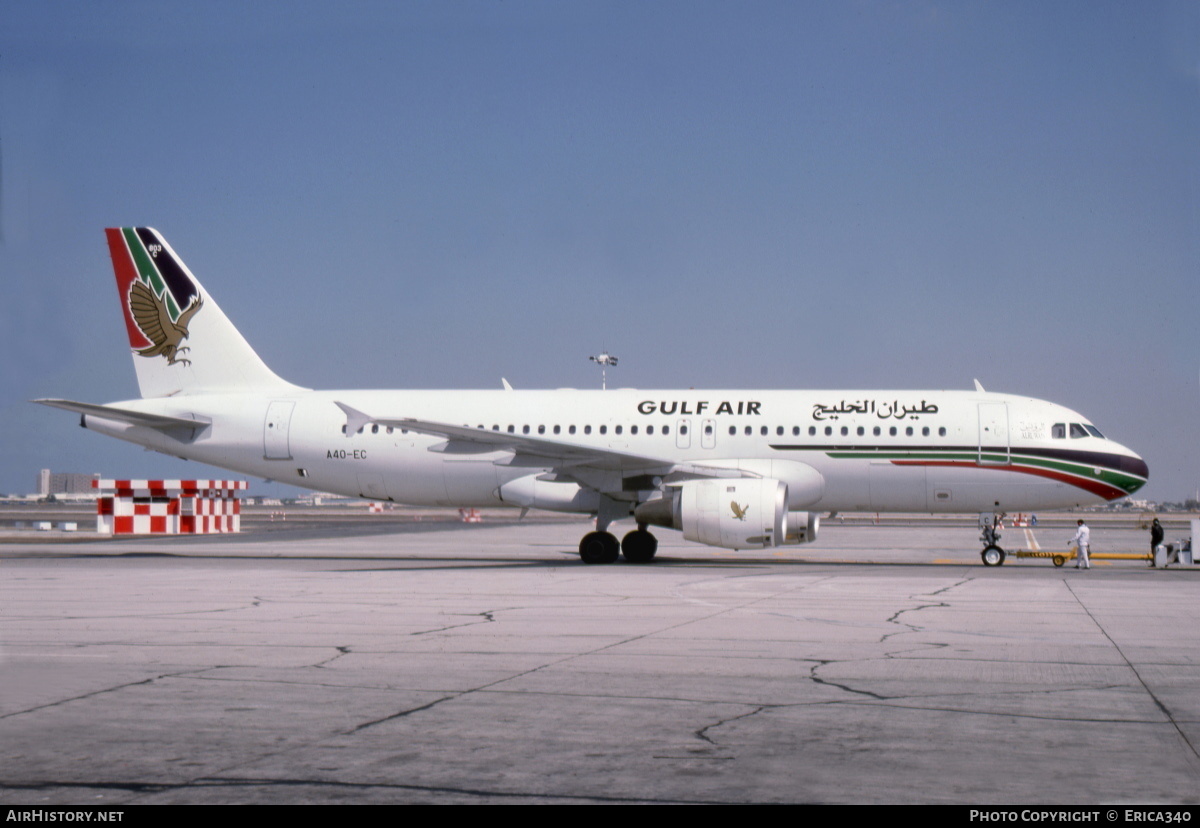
[335,402,662,470]
[328,398,739,477]
[33,399,210,432]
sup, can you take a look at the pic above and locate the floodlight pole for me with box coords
[588,351,618,390]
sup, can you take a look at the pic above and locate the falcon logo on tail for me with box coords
[128,281,203,366]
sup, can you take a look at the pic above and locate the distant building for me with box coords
[37,471,99,496]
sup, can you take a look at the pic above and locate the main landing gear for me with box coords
[578,527,659,564]
[979,511,1007,566]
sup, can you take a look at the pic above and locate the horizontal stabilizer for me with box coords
[33,399,208,432]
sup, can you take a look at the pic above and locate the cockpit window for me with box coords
[1069,423,1088,439]
[1084,425,1104,439]
[1051,423,1066,439]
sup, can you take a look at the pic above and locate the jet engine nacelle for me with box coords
[636,477,789,550]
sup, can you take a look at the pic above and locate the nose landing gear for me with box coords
[979,512,1007,566]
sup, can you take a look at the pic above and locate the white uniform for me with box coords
[1070,522,1091,569]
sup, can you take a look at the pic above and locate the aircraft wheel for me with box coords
[621,529,658,563]
[579,531,620,564]
[981,545,1006,567]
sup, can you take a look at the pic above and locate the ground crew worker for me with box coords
[1150,518,1164,568]
[1070,519,1091,569]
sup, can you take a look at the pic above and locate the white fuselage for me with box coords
[85,387,1148,515]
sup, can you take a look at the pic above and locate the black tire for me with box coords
[981,545,1006,567]
[579,531,620,564]
[1052,555,1065,568]
[621,529,658,563]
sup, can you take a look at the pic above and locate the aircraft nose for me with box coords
[1121,453,1149,493]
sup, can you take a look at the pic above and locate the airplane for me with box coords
[36,228,1149,566]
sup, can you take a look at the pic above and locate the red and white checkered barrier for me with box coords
[93,479,247,535]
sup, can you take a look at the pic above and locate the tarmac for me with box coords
[1,512,1197,804]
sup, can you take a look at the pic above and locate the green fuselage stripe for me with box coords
[820,449,1144,493]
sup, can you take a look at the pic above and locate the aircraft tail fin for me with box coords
[105,228,303,398]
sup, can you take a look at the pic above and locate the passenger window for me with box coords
[680,425,688,435]
[615,425,622,435]
[922,427,929,437]
[553,425,560,435]
[647,425,654,435]
[630,425,638,435]
[569,425,576,434]
[663,425,670,435]
[523,425,530,434]
[938,427,946,437]
[793,426,800,436]
[729,426,737,436]
[776,426,784,436]
[745,426,752,436]
[538,425,545,434]
[584,425,592,435]
[1051,423,1066,439]
[889,426,897,436]
[905,426,913,436]
[856,426,864,436]
[599,425,607,435]
[840,426,848,436]
[873,426,881,436]
[704,424,713,435]
[761,426,768,436]
[824,426,833,436]
[809,426,816,436]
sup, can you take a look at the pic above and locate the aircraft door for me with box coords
[977,403,1010,465]
[676,419,691,450]
[264,400,295,460]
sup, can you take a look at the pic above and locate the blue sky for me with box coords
[1,0,1196,501]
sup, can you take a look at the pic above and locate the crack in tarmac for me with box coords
[1065,580,1200,764]
[312,646,351,669]
[0,776,741,804]
[0,668,212,721]
[695,705,767,745]
[808,659,888,700]
[346,574,829,738]
[10,570,1194,803]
